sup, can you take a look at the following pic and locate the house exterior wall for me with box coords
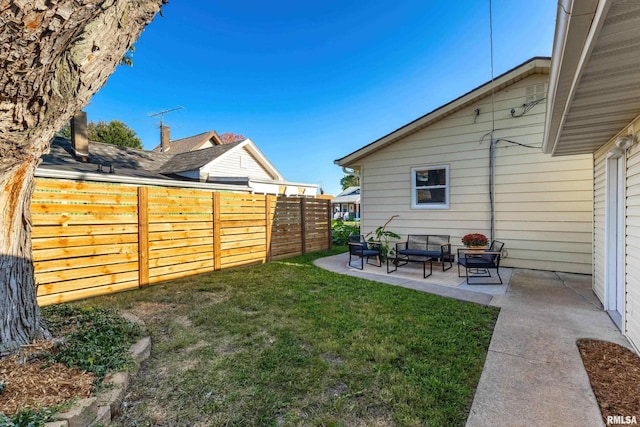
[593,115,640,352]
[593,144,607,303]
[357,73,593,273]
[626,133,640,352]
[203,147,275,180]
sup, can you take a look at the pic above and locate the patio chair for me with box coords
[348,234,381,270]
[457,240,505,284]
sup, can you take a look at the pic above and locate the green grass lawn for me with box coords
[82,247,499,426]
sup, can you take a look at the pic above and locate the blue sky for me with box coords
[84,1,557,196]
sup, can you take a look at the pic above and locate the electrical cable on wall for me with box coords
[495,138,539,149]
[510,97,546,118]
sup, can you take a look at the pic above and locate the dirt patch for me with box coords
[578,339,640,425]
[130,302,178,324]
[0,341,94,415]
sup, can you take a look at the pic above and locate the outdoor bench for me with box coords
[387,234,453,278]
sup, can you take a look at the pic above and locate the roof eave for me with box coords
[335,57,551,167]
[542,0,607,155]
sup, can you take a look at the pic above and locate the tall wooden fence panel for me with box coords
[270,197,304,260]
[146,187,215,285]
[217,193,269,269]
[31,178,330,305]
[302,198,332,254]
[32,179,140,305]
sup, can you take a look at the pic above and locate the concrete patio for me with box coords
[314,252,632,427]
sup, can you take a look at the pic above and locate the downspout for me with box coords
[342,166,361,220]
[342,166,360,179]
[489,139,496,242]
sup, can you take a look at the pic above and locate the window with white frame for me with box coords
[411,165,449,209]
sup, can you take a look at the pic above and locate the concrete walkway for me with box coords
[314,253,631,427]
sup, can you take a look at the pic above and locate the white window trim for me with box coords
[411,165,449,209]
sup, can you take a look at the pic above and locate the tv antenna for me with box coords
[149,106,184,126]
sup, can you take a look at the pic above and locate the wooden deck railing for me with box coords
[31,178,331,305]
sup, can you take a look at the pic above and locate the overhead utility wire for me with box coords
[488,0,496,241]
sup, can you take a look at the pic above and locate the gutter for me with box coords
[35,168,252,192]
[249,177,319,189]
[209,176,319,189]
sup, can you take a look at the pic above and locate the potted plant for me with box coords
[461,233,489,251]
[365,215,400,261]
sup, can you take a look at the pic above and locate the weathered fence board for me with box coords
[32,178,331,305]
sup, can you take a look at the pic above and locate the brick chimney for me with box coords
[161,124,170,152]
[70,111,89,162]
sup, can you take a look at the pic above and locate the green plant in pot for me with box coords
[365,215,401,261]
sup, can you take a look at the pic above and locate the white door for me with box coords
[605,154,625,329]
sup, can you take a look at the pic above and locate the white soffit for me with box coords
[549,0,640,156]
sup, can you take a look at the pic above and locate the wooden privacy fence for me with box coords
[31,178,331,306]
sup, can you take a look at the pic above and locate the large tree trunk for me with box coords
[0,0,164,354]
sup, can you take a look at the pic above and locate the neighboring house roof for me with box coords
[159,141,243,173]
[331,186,360,204]
[151,130,223,154]
[40,137,174,180]
[39,136,301,192]
[335,56,551,167]
[543,0,640,156]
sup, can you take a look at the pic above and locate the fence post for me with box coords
[213,192,221,271]
[265,195,275,262]
[326,199,332,250]
[300,198,307,255]
[137,187,149,287]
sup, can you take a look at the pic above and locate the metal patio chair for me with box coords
[348,234,382,270]
[457,240,505,284]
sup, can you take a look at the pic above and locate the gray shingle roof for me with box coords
[331,186,360,204]
[151,131,221,154]
[158,141,244,173]
[40,138,175,180]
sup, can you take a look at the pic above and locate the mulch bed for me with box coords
[1,336,639,422]
[577,339,640,426]
[0,341,94,415]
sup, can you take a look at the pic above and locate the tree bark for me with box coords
[0,0,164,354]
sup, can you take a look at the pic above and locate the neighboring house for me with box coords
[335,57,594,274]
[39,117,318,197]
[331,186,360,220]
[543,0,640,352]
[152,129,224,154]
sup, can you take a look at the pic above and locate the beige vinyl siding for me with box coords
[625,118,640,351]
[204,147,275,180]
[495,145,592,273]
[593,143,608,302]
[591,115,640,353]
[358,73,593,274]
